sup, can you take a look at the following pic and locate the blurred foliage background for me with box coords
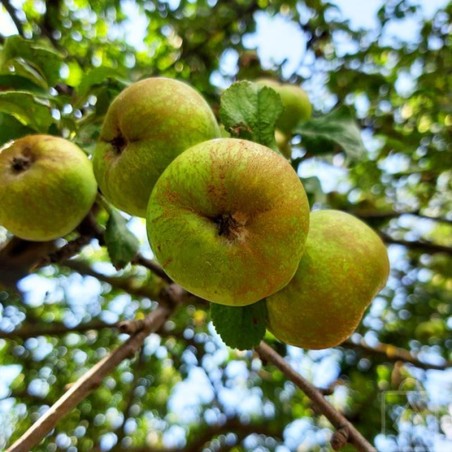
[0,0,451,450]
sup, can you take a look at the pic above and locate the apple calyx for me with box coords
[110,134,127,154]
[212,212,247,241]
[11,154,33,173]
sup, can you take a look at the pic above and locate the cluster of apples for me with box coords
[0,77,389,350]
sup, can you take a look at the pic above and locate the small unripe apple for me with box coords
[0,135,97,241]
[266,210,390,349]
[93,77,220,217]
[146,138,310,306]
[256,78,312,134]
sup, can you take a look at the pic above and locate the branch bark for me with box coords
[379,231,452,255]
[6,300,177,452]
[255,342,376,452]
[343,338,452,371]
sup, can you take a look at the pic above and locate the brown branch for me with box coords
[6,300,178,452]
[185,417,283,452]
[255,342,376,452]
[63,259,160,300]
[1,0,24,36]
[132,254,172,283]
[342,338,452,371]
[0,319,112,340]
[355,209,452,225]
[379,231,452,255]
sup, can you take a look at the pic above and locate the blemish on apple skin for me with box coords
[109,134,127,154]
[11,152,33,173]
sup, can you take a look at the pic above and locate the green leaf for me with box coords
[0,74,48,94]
[295,106,366,160]
[0,91,53,132]
[77,67,128,99]
[104,210,140,270]
[0,35,62,88]
[301,175,327,207]
[219,81,283,150]
[0,113,35,144]
[210,299,268,350]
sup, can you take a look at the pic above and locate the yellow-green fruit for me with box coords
[275,129,291,159]
[267,210,390,349]
[93,77,220,217]
[0,135,97,241]
[147,138,310,306]
[256,78,312,134]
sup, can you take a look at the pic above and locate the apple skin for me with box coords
[93,77,220,217]
[266,210,390,349]
[146,138,310,306]
[256,79,312,135]
[0,135,97,241]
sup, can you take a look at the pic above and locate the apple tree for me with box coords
[0,0,451,451]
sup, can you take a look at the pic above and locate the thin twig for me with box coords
[132,254,172,283]
[343,338,451,371]
[6,303,175,452]
[379,231,452,255]
[255,342,376,452]
[0,319,112,340]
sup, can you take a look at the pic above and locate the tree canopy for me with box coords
[0,0,451,451]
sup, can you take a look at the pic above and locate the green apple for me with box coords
[0,135,97,241]
[266,210,390,349]
[256,78,312,135]
[146,138,310,306]
[93,77,220,217]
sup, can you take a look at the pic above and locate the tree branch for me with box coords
[379,231,452,255]
[255,342,376,452]
[1,0,24,36]
[6,299,179,452]
[0,319,112,340]
[355,209,452,225]
[343,338,452,371]
[132,254,172,283]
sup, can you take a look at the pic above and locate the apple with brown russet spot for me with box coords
[146,138,310,306]
[93,77,220,217]
[0,135,97,241]
[266,210,390,349]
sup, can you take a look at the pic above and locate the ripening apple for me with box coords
[146,138,310,306]
[93,77,220,217]
[256,78,312,135]
[0,135,97,241]
[266,210,390,349]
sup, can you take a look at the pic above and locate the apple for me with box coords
[256,78,312,135]
[266,210,390,349]
[146,138,310,306]
[93,77,220,217]
[0,135,97,241]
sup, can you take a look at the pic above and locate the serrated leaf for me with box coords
[0,35,62,88]
[219,81,284,150]
[210,299,268,350]
[295,106,366,160]
[0,91,53,132]
[104,210,140,270]
[77,67,128,99]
